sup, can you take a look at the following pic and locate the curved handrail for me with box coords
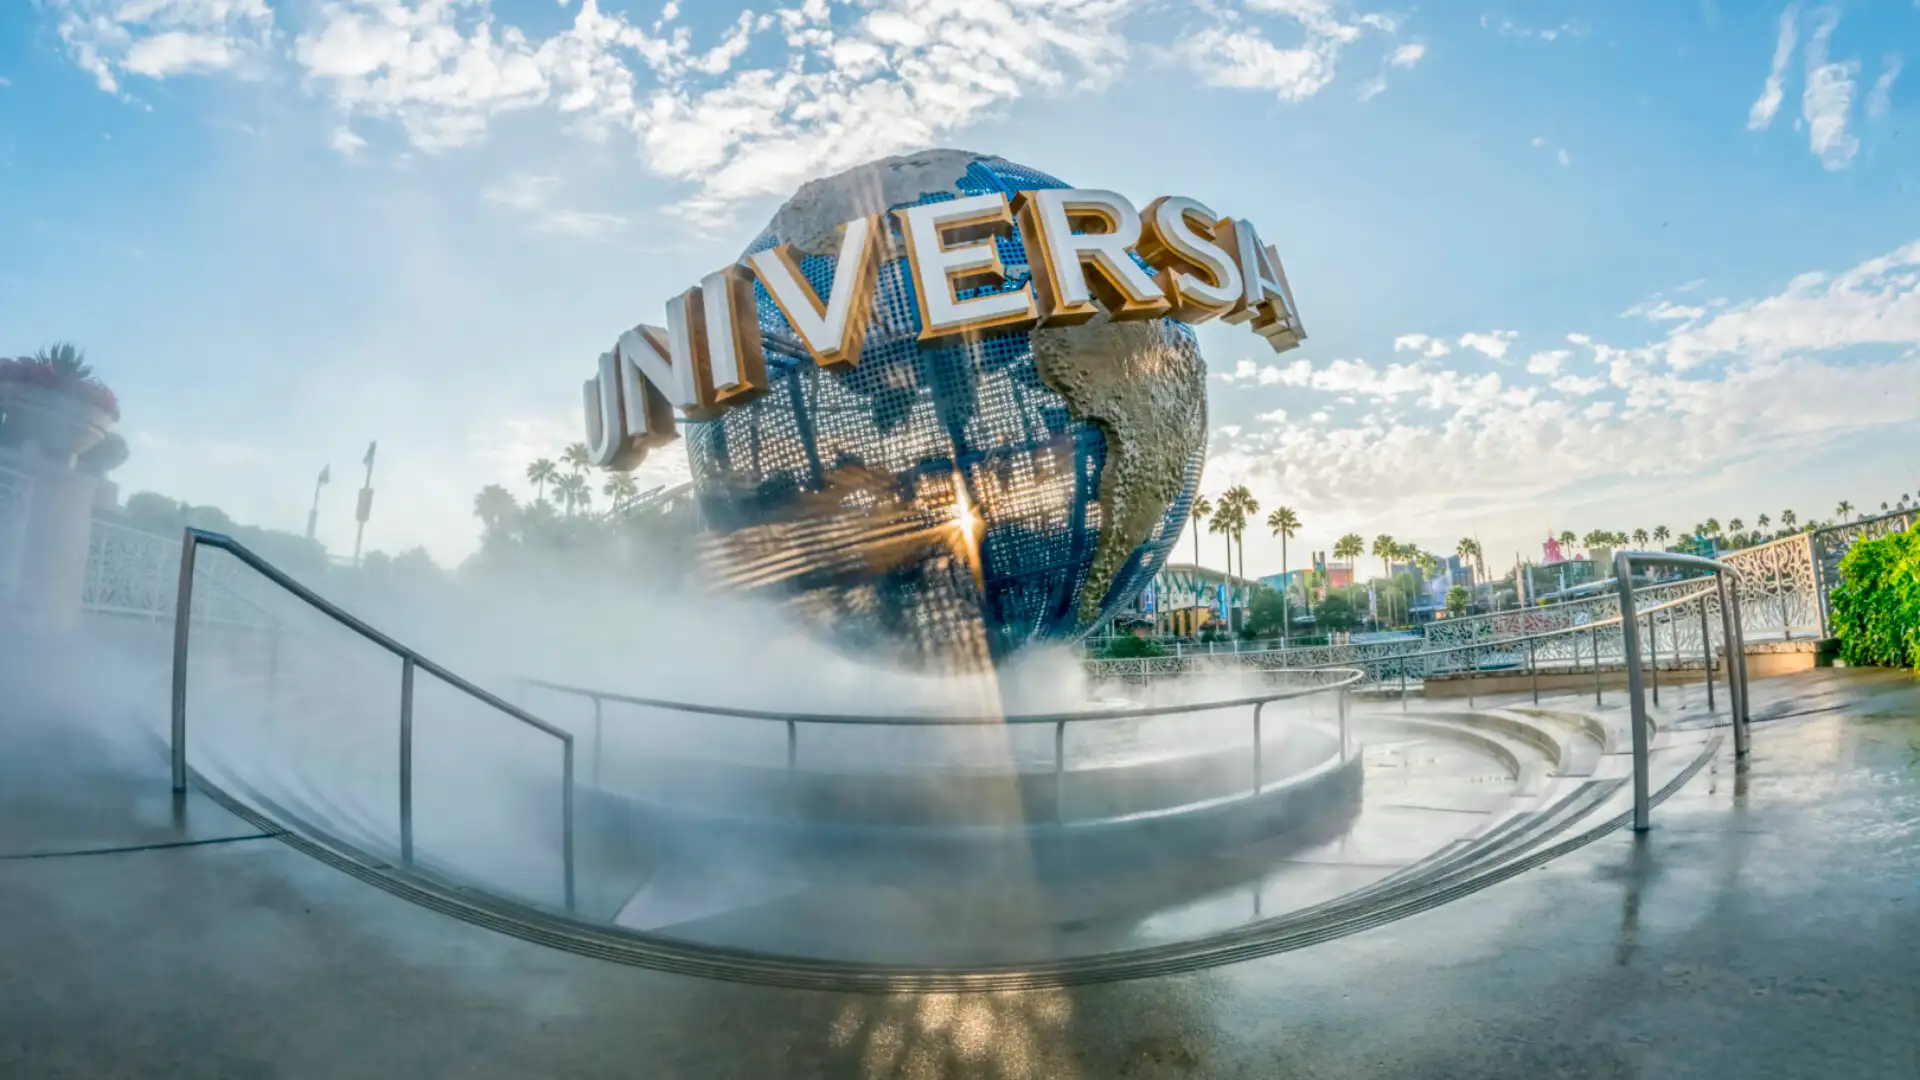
[520,667,1363,728]
[170,527,577,910]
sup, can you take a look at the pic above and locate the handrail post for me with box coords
[1715,574,1740,749]
[1398,667,1406,711]
[591,696,604,790]
[1721,574,1751,757]
[1252,702,1264,792]
[1612,555,1652,833]
[562,738,576,913]
[1700,592,1715,713]
[1647,610,1660,707]
[400,656,415,868]
[1527,637,1539,704]
[1467,646,1475,707]
[1337,686,1350,761]
[1591,626,1602,706]
[786,719,798,774]
[1054,719,1068,823]
[170,531,198,793]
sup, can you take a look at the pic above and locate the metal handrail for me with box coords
[169,527,577,911]
[1613,550,1750,834]
[523,668,1364,822]
[521,669,1360,727]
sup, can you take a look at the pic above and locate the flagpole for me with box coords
[352,441,377,568]
[305,466,330,542]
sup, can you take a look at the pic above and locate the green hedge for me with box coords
[1829,525,1920,670]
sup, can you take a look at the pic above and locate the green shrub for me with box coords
[1102,635,1167,660]
[1829,526,1920,670]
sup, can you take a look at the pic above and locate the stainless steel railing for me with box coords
[521,667,1365,824]
[169,528,578,911]
[1614,551,1751,833]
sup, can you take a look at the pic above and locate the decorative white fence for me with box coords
[0,465,30,599]
[81,519,276,628]
[1090,510,1917,686]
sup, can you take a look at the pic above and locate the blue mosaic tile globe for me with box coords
[687,150,1209,667]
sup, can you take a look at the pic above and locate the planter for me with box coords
[0,381,116,464]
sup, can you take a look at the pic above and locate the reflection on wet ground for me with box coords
[1,668,1915,1078]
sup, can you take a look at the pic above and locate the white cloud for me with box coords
[482,173,630,238]
[1178,1,1404,104]
[1549,374,1606,396]
[1392,333,1451,358]
[1206,239,1920,556]
[1357,75,1386,102]
[1621,299,1707,323]
[329,125,368,156]
[1867,55,1902,120]
[1530,135,1546,147]
[0,76,10,87]
[1525,350,1568,376]
[1748,3,1799,131]
[51,0,273,93]
[1485,16,1583,42]
[1556,147,1571,166]
[1658,238,1920,370]
[1457,329,1517,359]
[1801,8,1860,169]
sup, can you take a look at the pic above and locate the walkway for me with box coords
[1,665,1915,1079]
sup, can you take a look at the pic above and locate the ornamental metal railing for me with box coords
[1095,510,1915,683]
[168,528,578,911]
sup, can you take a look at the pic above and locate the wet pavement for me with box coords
[0,666,1915,1078]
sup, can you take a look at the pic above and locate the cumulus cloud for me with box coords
[1206,237,1920,560]
[51,0,274,93]
[1177,0,1406,104]
[1801,8,1860,169]
[1392,333,1451,358]
[1748,4,1800,131]
[1525,349,1568,376]
[1457,329,1517,359]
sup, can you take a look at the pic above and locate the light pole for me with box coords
[305,465,330,541]
[352,441,377,567]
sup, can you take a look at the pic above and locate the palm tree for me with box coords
[1836,500,1853,521]
[1371,534,1396,582]
[1703,517,1721,538]
[1652,525,1671,545]
[1557,529,1576,553]
[472,484,518,536]
[526,458,557,504]
[1188,494,1213,570]
[1728,518,1744,536]
[1208,503,1238,628]
[603,471,639,511]
[1334,532,1364,574]
[33,341,94,381]
[1632,528,1649,547]
[1456,537,1483,583]
[563,442,592,475]
[554,473,589,517]
[1779,510,1796,531]
[1222,485,1258,594]
[1756,513,1771,535]
[1267,506,1300,640]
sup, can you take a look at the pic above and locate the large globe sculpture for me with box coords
[687,150,1209,667]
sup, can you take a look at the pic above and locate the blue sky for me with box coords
[2,0,1917,575]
